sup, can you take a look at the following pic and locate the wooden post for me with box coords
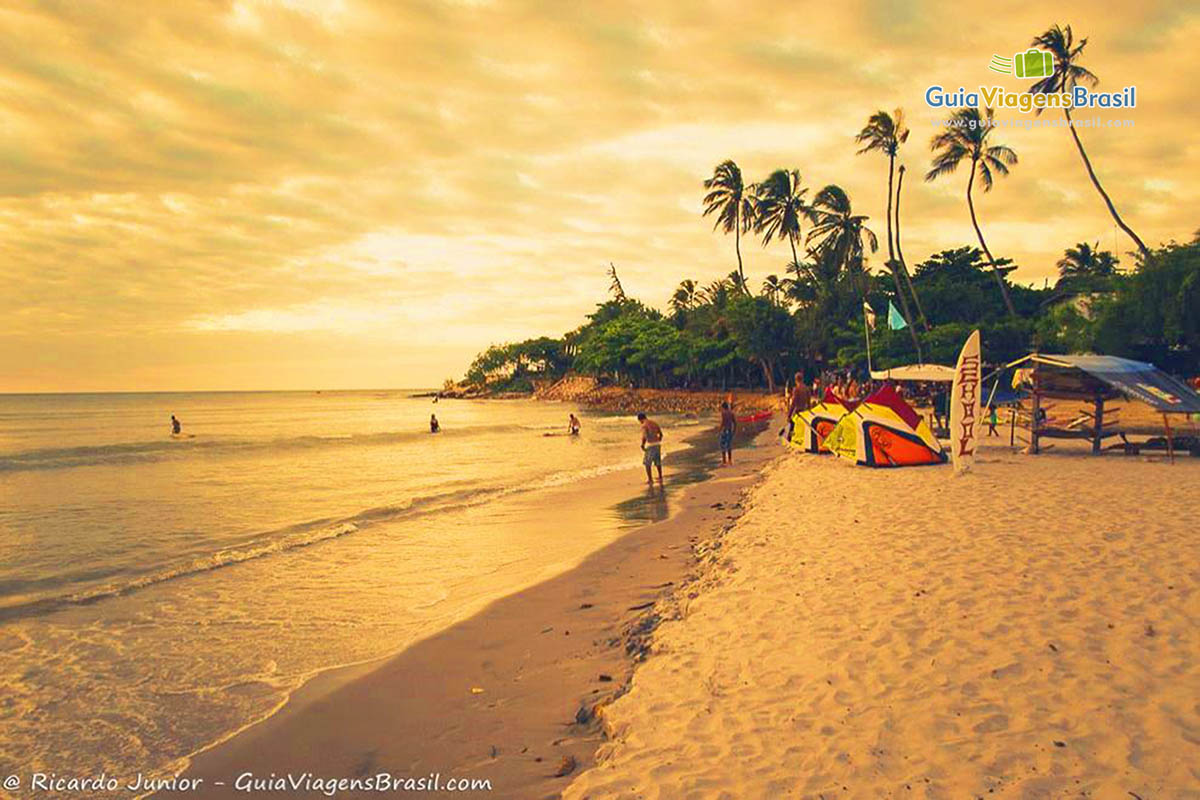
[1092,396,1104,454]
[1009,405,1017,446]
[1163,413,1175,464]
[1030,365,1041,455]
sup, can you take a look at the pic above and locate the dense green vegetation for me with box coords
[462,25,1197,393]
[464,231,1200,393]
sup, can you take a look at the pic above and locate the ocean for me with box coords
[0,390,715,793]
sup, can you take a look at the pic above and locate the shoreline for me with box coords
[438,377,786,417]
[166,421,782,798]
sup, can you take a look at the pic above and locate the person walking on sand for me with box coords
[785,373,810,441]
[568,413,581,436]
[430,414,440,433]
[637,412,663,486]
[170,415,181,435]
[719,401,737,465]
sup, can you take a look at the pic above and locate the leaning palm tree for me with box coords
[1028,25,1148,256]
[805,185,878,298]
[855,110,927,333]
[702,160,755,291]
[925,107,1019,318]
[753,169,807,265]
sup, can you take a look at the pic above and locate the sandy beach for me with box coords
[565,439,1199,799]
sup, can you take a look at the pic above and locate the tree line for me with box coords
[462,25,1198,393]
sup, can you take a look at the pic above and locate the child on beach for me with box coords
[568,413,581,435]
[637,412,663,486]
[719,401,737,465]
[430,414,440,433]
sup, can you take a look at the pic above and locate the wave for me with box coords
[0,459,637,622]
[0,424,533,473]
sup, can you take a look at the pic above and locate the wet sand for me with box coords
[168,423,781,799]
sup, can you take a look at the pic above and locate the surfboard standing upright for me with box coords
[950,330,981,472]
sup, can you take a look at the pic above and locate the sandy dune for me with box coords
[565,442,1200,799]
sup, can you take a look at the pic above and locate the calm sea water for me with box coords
[0,391,712,793]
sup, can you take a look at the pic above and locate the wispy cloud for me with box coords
[3,0,1199,390]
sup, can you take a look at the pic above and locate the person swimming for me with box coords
[568,413,581,436]
[170,415,181,435]
[430,413,440,433]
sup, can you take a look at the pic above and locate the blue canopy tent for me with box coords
[1007,353,1200,459]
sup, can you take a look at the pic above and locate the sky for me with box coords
[3,0,1198,392]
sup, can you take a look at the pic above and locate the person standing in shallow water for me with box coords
[719,401,737,465]
[170,415,181,435]
[637,412,663,486]
[430,414,440,433]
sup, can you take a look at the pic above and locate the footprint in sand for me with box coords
[973,714,1010,734]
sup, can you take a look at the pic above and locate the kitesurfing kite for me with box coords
[823,383,947,468]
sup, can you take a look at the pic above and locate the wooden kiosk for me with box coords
[1007,353,1200,461]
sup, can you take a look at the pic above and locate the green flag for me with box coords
[887,300,908,331]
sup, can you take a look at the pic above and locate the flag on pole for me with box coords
[887,300,908,331]
[863,301,876,330]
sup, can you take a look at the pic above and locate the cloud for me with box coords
[3,0,1200,390]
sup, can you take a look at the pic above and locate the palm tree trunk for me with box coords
[1061,107,1149,257]
[886,153,896,264]
[759,358,775,392]
[894,165,930,332]
[734,211,747,293]
[883,153,924,359]
[887,265,924,361]
[967,164,1018,318]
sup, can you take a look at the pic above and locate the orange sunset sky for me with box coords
[3,0,1198,392]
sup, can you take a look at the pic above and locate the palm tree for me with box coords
[703,160,755,291]
[856,109,926,357]
[726,269,748,296]
[925,107,1019,317]
[855,111,926,324]
[670,279,701,314]
[1056,242,1119,279]
[753,169,807,265]
[701,278,732,307]
[805,185,878,298]
[893,164,928,326]
[1028,25,1148,257]
[760,274,785,305]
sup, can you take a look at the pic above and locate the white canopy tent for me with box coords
[869,364,955,382]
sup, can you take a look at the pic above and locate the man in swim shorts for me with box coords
[719,401,737,465]
[636,412,663,486]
